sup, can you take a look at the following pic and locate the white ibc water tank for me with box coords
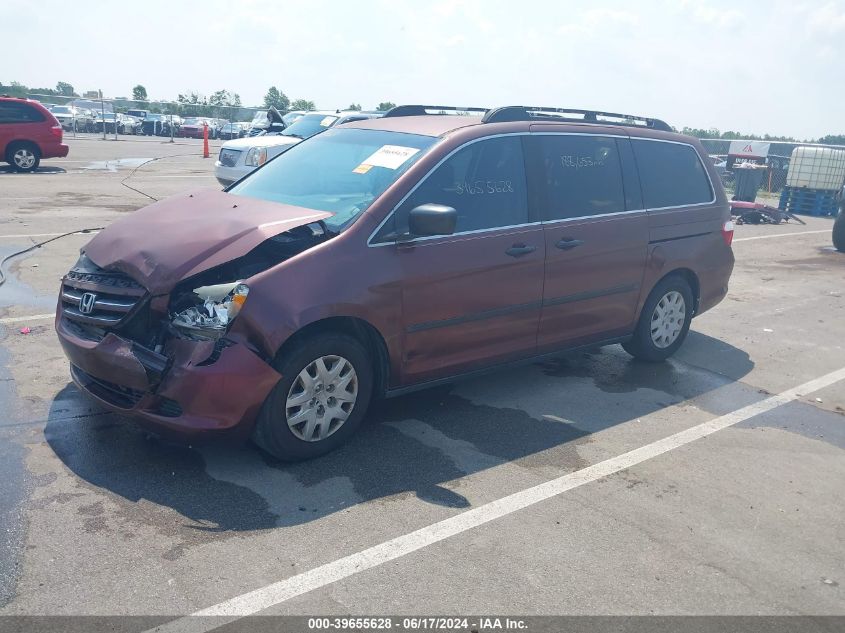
[786,146,845,191]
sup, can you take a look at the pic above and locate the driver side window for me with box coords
[392,136,528,236]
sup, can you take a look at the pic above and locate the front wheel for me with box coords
[254,333,373,461]
[623,275,693,362]
[834,207,845,253]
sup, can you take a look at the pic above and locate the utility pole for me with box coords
[100,90,106,140]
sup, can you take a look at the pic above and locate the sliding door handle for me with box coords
[505,244,537,257]
[556,238,584,250]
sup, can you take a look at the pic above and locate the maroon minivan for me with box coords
[56,105,734,460]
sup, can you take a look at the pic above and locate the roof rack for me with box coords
[383,105,489,118]
[482,106,673,132]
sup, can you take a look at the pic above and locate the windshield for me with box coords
[229,128,436,231]
[281,113,339,139]
[282,111,305,126]
[52,106,71,114]
[183,118,203,125]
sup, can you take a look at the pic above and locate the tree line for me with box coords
[0,80,398,119]
[261,85,394,113]
[2,80,840,142]
[680,126,845,146]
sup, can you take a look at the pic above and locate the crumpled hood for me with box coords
[84,189,332,294]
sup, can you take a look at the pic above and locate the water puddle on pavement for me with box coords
[81,157,152,172]
[0,247,57,311]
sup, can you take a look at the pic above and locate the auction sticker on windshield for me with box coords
[356,145,421,171]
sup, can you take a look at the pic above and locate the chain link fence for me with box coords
[24,93,266,142]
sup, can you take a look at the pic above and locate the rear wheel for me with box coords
[7,142,41,173]
[254,333,373,461]
[623,275,693,362]
[834,207,845,253]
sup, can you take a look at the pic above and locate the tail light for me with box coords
[50,124,63,141]
[721,220,734,246]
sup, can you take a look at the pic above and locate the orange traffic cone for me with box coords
[203,123,210,158]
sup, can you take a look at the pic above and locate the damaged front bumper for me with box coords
[56,317,281,441]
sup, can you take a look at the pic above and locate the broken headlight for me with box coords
[170,282,249,340]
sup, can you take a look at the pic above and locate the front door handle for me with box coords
[505,244,537,257]
[556,238,584,250]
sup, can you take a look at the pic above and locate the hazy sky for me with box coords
[2,0,843,139]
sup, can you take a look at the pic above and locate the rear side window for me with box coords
[534,135,626,220]
[394,136,528,234]
[632,139,713,208]
[0,102,44,124]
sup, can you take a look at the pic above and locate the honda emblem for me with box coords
[79,292,97,315]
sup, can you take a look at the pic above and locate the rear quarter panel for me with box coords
[634,134,734,316]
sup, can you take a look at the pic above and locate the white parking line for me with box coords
[0,313,55,325]
[147,365,845,632]
[734,229,829,242]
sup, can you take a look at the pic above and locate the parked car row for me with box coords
[37,101,325,141]
[92,112,140,134]
[41,104,261,139]
[219,121,250,140]
[49,105,96,132]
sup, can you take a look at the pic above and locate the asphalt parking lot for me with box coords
[0,136,843,624]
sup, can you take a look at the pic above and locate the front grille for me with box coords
[61,268,147,328]
[71,365,145,409]
[218,148,241,167]
[61,316,107,342]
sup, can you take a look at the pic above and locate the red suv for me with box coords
[56,105,734,461]
[0,97,68,172]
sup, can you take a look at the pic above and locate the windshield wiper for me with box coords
[282,132,303,139]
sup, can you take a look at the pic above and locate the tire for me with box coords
[253,333,373,461]
[7,142,41,173]
[623,275,693,362]
[834,207,845,253]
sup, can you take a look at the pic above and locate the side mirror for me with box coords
[408,204,457,237]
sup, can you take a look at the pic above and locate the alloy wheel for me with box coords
[13,148,36,170]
